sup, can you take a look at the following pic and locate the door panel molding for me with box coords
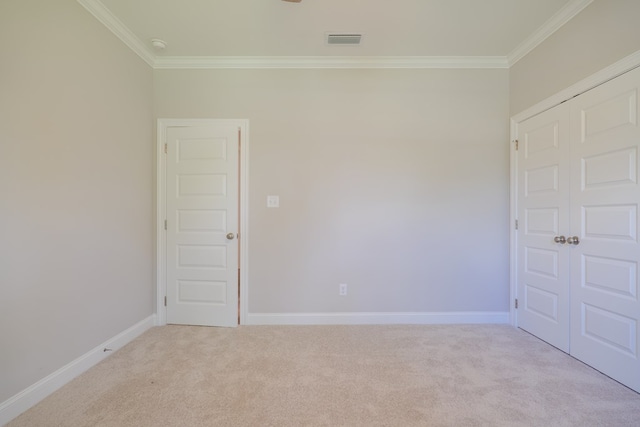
[156,119,249,326]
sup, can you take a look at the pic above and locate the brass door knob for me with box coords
[567,236,580,245]
[554,236,566,244]
[226,233,235,240]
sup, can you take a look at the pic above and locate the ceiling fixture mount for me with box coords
[282,0,302,3]
[327,34,362,45]
[150,39,167,51]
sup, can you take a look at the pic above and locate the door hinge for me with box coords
[164,219,167,230]
[515,219,519,230]
[164,143,167,154]
[164,296,167,307]
[515,298,519,309]
[514,140,519,151]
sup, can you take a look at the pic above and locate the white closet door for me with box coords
[517,102,572,352]
[569,66,640,391]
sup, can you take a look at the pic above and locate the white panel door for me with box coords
[517,102,572,352]
[165,124,239,327]
[569,66,640,391]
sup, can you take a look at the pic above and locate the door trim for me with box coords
[509,49,640,327]
[156,119,250,326]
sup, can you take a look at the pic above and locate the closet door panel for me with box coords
[517,102,571,352]
[570,66,640,392]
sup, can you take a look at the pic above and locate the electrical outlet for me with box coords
[267,195,280,208]
[339,283,347,296]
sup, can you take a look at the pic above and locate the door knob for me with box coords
[554,235,566,244]
[226,233,235,240]
[567,236,580,245]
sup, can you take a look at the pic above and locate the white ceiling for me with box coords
[78,0,593,68]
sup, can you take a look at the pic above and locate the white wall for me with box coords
[155,68,510,317]
[0,0,154,403]
[510,0,640,114]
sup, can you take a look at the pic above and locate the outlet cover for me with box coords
[339,283,348,296]
[267,195,279,208]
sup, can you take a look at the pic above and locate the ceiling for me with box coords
[78,0,593,68]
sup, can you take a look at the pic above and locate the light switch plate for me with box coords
[267,195,279,208]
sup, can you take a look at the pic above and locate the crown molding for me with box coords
[77,0,586,70]
[77,0,155,67]
[507,0,594,67]
[76,0,508,69]
[153,56,509,69]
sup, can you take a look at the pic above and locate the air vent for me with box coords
[327,34,362,45]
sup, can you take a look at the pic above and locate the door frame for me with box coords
[156,118,250,326]
[509,50,640,326]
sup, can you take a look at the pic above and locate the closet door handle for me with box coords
[567,236,580,245]
[554,235,567,244]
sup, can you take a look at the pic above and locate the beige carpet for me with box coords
[7,325,640,426]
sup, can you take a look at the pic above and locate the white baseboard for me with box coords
[0,315,156,426]
[246,311,510,326]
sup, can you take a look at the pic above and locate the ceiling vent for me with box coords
[327,34,362,45]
